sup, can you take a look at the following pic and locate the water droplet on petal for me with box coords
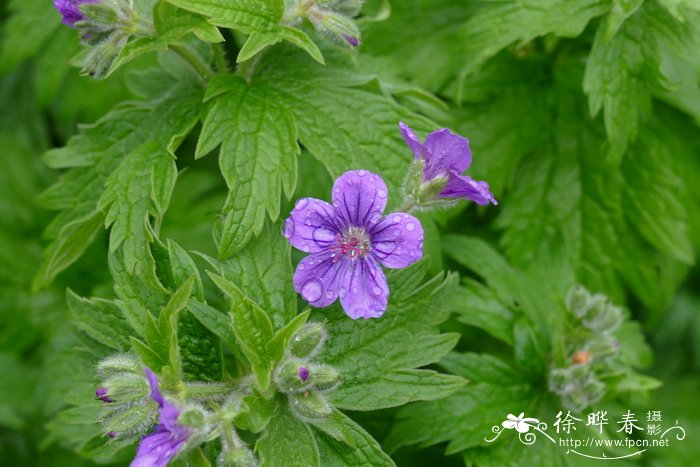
[377,189,387,199]
[392,215,402,223]
[296,198,308,209]
[301,279,323,302]
[339,287,347,298]
[405,222,415,231]
[283,219,295,238]
[372,286,383,295]
[298,263,306,270]
[302,244,310,252]
[326,291,334,299]
[313,227,335,243]
[358,170,367,176]
[393,229,401,237]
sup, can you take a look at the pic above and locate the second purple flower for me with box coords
[283,170,423,319]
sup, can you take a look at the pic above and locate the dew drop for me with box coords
[339,287,347,298]
[283,219,295,238]
[298,263,306,270]
[302,244,310,252]
[313,227,335,243]
[301,279,323,302]
[372,286,383,296]
[405,222,415,231]
[326,291,334,299]
[296,198,309,209]
[377,189,387,199]
[392,215,402,223]
[393,229,401,237]
[358,170,367,176]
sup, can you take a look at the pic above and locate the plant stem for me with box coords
[213,44,229,73]
[170,44,213,81]
[399,199,416,213]
[237,46,270,83]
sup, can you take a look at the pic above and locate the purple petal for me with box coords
[299,367,310,381]
[144,368,164,406]
[332,170,388,229]
[370,212,424,269]
[95,387,113,403]
[423,128,472,179]
[339,256,389,319]
[131,430,187,467]
[293,251,348,308]
[440,173,497,206]
[399,122,424,160]
[284,198,339,253]
[53,0,95,26]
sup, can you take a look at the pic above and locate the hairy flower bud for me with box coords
[97,353,142,377]
[99,372,149,403]
[288,390,332,422]
[288,322,327,358]
[566,285,590,318]
[274,360,314,393]
[218,446,258,467]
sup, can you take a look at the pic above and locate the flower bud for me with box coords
[306,364,341,391]
[218,447,258,467]
[97,353,142,377]
[98,372,150,403]
[288,322,327,358]
[582,302,623,334]
[273,360,314,393]
[288,390,332,422]
[178,407,208,430]
[314,11,361,47]
[566,285,590,318]
[101,403,157,439]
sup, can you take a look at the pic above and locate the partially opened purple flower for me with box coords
[131,369,190,467]
[283,170,423,319]
[53,0,96,26]
[399,122,497,206]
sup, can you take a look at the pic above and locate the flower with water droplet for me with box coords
[131,369,191,467]
[399,121,497,207]
[283,170,423,319]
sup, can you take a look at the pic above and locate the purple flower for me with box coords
[299,367,310,382]
[53,0,96,26]
[342,34,359,47]
[131,369,190,467]
[399,122,497,205]
[95,387,113,403]
[283,170,423,319]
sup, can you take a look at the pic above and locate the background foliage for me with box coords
[1,0,699,465]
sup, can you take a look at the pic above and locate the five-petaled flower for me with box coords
[502,412,539,433]
[399,121,497,206]
[131,369,190,467]
[53,0,96,26]
[283,170,423,319]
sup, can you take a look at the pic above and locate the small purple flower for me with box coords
[131,369,190,467]
[53,0,96,26]
[95,387,113,403]
[342,34,359,47]
[399,122,497,205]
[283,170,423,319]
[299,367,310,382]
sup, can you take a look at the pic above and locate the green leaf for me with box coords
[203,221,297,328]
[256,403,321,467]
[313,411,394,466]
[187,299,238,355]
[39,67,204,286]
[0,0,61,72]
[197,75,298,258]
[332,369,465,411]
[386,352,533,455]
[451,281,514,345]
[268,309,310,363]
[66,290,131,351]
[458,0,610,77]
[320,271,461,411]
[164,0,324,62]
[106,1,224,77]
[209,273,274,389]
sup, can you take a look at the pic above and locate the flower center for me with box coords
[331,226,370,261]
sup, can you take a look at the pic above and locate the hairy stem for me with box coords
[213,44,229,73]
[170,44,213,81]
